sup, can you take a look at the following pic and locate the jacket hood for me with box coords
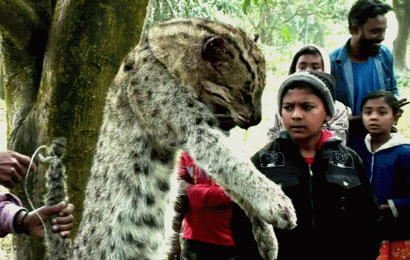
[365,133,410,153]
[288,44,331,75]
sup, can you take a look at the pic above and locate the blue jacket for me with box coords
[357,133,410,240]
[330,40,398,114]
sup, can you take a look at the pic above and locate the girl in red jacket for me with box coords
[168,151,261,260]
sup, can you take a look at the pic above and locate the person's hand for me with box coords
[50,201,74,239]
[17,201,74,238]
[0,151,35,188]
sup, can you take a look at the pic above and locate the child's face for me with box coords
[281,88,331,142]
[295,54,324,72]
[362,97,397,136]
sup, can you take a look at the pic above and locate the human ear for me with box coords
[393,112,401,125]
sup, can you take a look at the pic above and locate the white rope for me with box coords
[24,145,56,236]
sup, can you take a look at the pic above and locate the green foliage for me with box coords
[243,0,251,13]
[281,26,291,42]
[226,0,350,46]
[154,0,352,51]
[261,45,292,73]
[397,72,410,89]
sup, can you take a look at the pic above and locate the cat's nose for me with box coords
[238,112,261,130]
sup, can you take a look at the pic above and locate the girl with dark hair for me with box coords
[358,90,410,260]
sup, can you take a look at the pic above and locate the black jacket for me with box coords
[251,132,382,260]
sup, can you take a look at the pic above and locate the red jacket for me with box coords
[178,151,235,246]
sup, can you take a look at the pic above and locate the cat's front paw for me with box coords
[257,179,297,230]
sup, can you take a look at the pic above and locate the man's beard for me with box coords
[358,35,381,58]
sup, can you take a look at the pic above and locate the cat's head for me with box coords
[149,18,266,131]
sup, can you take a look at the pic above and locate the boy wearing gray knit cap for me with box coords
[250,70,381,260]
[274,70,335,151]
[277,71,336,119]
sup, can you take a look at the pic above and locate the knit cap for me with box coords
[277,70,335,117]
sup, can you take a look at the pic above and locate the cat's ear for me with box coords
[202,36,233,64]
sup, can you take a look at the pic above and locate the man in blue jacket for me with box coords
[330,0,399,149]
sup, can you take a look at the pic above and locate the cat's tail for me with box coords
[166,179,190,260]
[41,137,72,260]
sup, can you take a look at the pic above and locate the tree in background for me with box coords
[239,0,348,46]
[392,0,410,72]
[0,1,148,259]
[163,0,350,71]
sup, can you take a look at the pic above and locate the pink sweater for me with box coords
[0,193,25,237]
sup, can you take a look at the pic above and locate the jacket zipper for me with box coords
[308,164,315,227]
[308,164,314,176]
[370,154,375,183]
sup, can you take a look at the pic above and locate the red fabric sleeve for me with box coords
[188,184,232,209]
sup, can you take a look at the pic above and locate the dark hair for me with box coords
[348,0,392,32]
[289,46,323,74]
[360,90,401,116]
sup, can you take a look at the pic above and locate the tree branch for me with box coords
[0,0,41,50]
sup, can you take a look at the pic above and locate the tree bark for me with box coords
[393,0,410,72]
[1,0,148,259]
[0,45,3,100]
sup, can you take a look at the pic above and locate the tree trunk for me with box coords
[393,0,410,72]
[1,0,148,259]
